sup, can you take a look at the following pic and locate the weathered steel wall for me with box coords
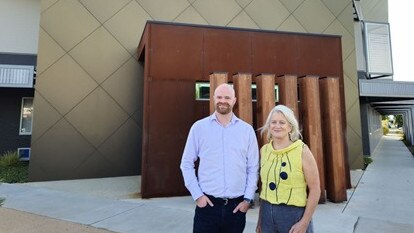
[138,22,347,201]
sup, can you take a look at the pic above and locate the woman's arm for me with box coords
[256,199,262,233]
[289,145,321,233]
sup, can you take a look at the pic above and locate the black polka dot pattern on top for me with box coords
[280,171,288,180]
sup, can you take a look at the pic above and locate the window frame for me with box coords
[19,97,34,135]
[17,147,31,161]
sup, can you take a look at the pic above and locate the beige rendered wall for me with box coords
[30,0,370,181]
[359,0,388,22]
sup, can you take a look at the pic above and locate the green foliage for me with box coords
[0,163,29,183]
[0,151,29,183]
[0,151,19,167]
[395,114,403,128]
[363,157,373,169]
[0,197,5,206]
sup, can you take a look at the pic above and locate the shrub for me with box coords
[0,150,19,167]
[363,156,373,169]
[0,150,29,183]
[0,163,29,183]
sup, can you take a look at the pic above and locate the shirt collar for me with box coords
[210,112,239,125]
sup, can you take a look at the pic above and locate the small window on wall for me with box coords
[18,148,31,161]
[19,97,33,135]
[251,84,279,102]
[195,82,211,100]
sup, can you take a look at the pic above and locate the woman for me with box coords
[256,105,320,233]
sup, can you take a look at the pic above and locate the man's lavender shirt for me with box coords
[180,113,259,201]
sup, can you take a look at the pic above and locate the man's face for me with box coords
[214,85,236,115]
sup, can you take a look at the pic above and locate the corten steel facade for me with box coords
[28,0,390,187]
[137,22,347,198]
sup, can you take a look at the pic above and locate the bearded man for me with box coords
[180,83,259,233]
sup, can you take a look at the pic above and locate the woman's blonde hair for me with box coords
[259,105,302,141]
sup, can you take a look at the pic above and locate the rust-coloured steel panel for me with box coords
[142,79,196,197]
[296,36,342,77]
[149,24,204,80]
[204,29,252,79]
[138,21,346,198]
[251,33,299,76]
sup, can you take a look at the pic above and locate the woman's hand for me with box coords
[288,220,308,233]
[256,224,261,233]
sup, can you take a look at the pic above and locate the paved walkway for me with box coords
[343,134,414,233]
[1,135,414,233]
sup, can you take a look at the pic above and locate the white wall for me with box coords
[0,0,40,54]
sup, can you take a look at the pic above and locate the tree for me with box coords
[395,114,403,128]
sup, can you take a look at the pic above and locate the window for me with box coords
[19,97,33,135]
[251,84,279,102]
[363,21,393,78]
[18,148,31,161]
[195,82,211,100]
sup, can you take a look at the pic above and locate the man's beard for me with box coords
[216,103,232,114]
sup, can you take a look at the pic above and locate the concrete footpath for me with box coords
[1,135,414,233]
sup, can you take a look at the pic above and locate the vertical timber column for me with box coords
[256,74,275,147]
[319,77,347,203]
[209,72,228,114]
[276,75,299,120]
[299,76,326,203]
[233,73,253,125]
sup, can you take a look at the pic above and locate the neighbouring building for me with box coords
[0,0,40,160]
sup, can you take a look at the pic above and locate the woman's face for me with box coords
[269,112,292,140]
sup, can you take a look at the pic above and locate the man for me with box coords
[180,83,259,233]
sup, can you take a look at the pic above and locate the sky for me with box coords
[388,2,414,82]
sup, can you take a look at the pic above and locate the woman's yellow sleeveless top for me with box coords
[259,140,307,207]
